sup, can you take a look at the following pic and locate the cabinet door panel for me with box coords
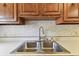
[64,3,79,21]
[4,3,14,18]
[0,4,4,19]
[41,4,61,16]
[18,4,39,16]
[56,3,79,24]
[0,3,21,24]
[0,3,16,21]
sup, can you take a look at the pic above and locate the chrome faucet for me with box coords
[39,26,45,41]
[37,26,45,52]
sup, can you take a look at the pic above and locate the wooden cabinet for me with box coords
[18,4,39,16]
[1,3,79,25]
[41,4,62,17]
[57,3,79,24]
[18,3,62,20]
[18,4,40,19]
[0,3,21,24]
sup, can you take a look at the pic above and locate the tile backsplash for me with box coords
[0,20,79,37]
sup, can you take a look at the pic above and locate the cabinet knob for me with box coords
[71,3,78,7]
[3,3,6,7]
[71,3,74,6]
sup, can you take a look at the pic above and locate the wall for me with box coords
[0,20,79,41]
[0,20,79,36]
[0,20,55,37]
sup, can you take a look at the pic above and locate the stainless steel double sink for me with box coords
[11,40,70,54]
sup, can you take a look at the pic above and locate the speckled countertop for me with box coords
[0,37,79,56]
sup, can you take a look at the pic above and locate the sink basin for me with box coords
[11,40,70,54]
[27,41,37,48]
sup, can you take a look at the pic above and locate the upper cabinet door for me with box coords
[0,4,5,19]
[0,3,14,21]
[57,3,79,24]
[64,3,79,22]
[4,4,15,20]
[0,3,21,24]
[41,4,62,17]
[18,4,39,16]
